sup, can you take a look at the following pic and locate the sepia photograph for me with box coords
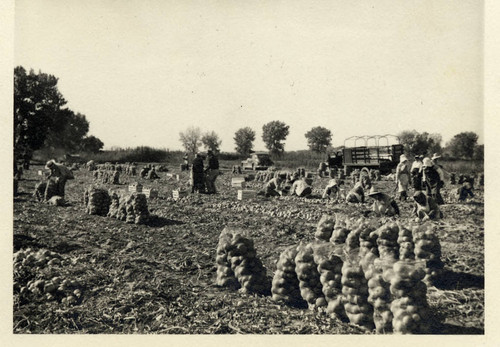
[7,0,494,344]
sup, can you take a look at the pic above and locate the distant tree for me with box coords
[179,126,202,154]
[80,135,104,153]
[398,130,442,157]
[304,126,332,153]
[201,131,222,153]
[473,144,484,161]
[446,131,479,159]
[234,127,256,155]
[14,66,67,161]
[262,121,290,155]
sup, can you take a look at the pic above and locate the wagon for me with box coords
[339,135,404,175]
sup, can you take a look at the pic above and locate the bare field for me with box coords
[13,163,484,334]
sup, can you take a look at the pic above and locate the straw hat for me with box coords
[422,157,433,167]
[400,154,408,163]
[368,186,383,197]
[45,159,56,169]
[431,153,442,160]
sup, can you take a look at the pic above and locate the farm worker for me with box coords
[395,154,411,201]
[317,161,327,177]
[290,178,313,197]
[262,173,286,197]
[410,155,424,191]
[322,178,341,200]
[449,172,456,185]
[181,153,189,171]
[457,180,474,202]
[45,159,74,198]
[412,191,443,221]
[345,181,365,203]
[359,171,372,190]
[351,169,360,185]
[147,167,160,180]
[140,165,150,178]
[368,186,400,217]
[421,157,443,205]
[205,150,220,194]
[191,153,206,193]
[431,153,448,204]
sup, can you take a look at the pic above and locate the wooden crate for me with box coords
[143,188,158,199]
[231,177,246,188]
[237,189,257,200]
[128,183,143,193]
[172,190,187,201]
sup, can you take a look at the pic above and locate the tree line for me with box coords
[14,66,104,163]
[180,122,483,161]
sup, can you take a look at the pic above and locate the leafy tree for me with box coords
[179,126,202,154]
[473,144,484,161]
[398,130,442,157]
[304,126,332,153]
[262,121,290,155]
[201,131,222,153]
[14,66,102,161]
[446,131,479,159]
[234,127,256,155]
[80,135,104,153]
[44,109,90,151]
[14,66,67,160]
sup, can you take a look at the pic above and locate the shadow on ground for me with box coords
[13,234,46,251]
[434,323,484,335]
[146,215,185,227]
[434,270,484,290]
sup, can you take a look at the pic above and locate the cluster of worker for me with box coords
[185,150,220,194]
[257,153,481,221]
[16,150,481,222]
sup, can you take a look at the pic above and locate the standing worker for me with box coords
[410,155,424,192]
[395,154,411,201]
[422,157,443,204]
[205,150,220,194]
[431,153,447,204]
[191,153,206,193]
[45,159,74,198]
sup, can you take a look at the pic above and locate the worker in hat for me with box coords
[412,191,443,221]
[410,155,424,191]
[191,153,206,193]
[345,181,365,203]
[322,178,342,200]
[205,150,220,194]
[368,186,400,217]
[395,154,411,201]
[290,177,313,198]
[421,157,443,204]
[261,173,286,197]
[45,159,74,199]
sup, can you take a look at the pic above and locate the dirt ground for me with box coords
[13,163,484,334]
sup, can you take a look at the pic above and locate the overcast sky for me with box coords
[15,0,483,152]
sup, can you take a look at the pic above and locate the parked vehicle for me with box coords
[241,152,274,170]
[329,135,404,175]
